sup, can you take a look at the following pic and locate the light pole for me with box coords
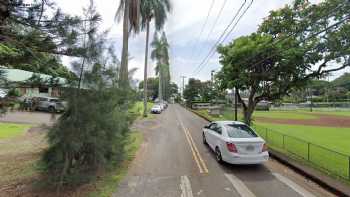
[181,76,186,100]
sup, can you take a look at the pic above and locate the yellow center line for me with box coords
[180,121,203,173]
[184,126,209,173]
[175,108,209,174]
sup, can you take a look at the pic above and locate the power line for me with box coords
[243,14,350,73]
[229,3,349,73]
[193,0,254,75]
[190,0,215,58]
[196,0,228,61]
[194,0,347,76]
[192,0,250,74]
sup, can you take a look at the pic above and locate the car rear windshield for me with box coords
[50,99,60,102]
[225,124,258,138]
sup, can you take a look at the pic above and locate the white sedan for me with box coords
[202,121,269,164]
[151,105,162,114]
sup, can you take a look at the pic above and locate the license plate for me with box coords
[246,145,254,151]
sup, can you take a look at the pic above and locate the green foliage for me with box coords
[151,32,171,100]
[88,132,143,197]
[0,0,99,80]
[332,73,350,91]
[168,82,179,97]
[42,64,135,184]
[140,0,171,31]
[7,88,21,97]
[217,0,350,125]
[183,78,202,106]
[139,77,159,100]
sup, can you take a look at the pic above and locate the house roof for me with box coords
[0,68,66,85]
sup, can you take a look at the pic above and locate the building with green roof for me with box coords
[0,68,67,98]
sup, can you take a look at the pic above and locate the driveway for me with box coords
[114,104,334,197]
[0,111,59,125]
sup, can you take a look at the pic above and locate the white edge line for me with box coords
[180,175,194,197]
[224,173,256,197]
[273,173,316,197]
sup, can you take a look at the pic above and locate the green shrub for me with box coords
[42,64,136,185]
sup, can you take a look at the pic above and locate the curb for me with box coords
[186,107,350,197]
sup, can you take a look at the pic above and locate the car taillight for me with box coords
[226,142,237,153]
[262,143,268,152]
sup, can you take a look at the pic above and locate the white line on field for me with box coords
[273,173,316,197]
[180,175,194,197]
[224,173,256,197]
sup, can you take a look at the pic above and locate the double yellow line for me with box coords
[176,111,209,174]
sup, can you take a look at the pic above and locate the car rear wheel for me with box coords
[48,106,55,113]
[215,147,223,163]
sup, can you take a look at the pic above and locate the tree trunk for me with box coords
[158,65,162,101]
[143,20,150,117]
[0,0,9,22]
[78,57,86,90]
[236,87,256,126]
[243,103,255,126]
[0,0,9,36]
[243,90,257,126]
[119,0,130,87]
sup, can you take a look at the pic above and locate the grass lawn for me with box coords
[254,122,350,155]
[195,109,318,121]
[0,132,46,186]
[88,131,143,197]
[253,123,350,180]
[0,122,31,139]
[130,101,154,119]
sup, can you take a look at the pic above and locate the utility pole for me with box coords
[211,70,215,104]
[181,76,186,100]
[235,87,238,121]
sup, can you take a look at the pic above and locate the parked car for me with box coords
[33,96,66,113]
[156,102,166,111]
[202,121,269,164]
[151,105,162,114]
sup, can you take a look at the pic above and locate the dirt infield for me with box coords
[256,113,350,127]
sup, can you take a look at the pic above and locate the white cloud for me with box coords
[56,0,342,87]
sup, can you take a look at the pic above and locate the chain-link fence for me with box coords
[254,126,350,181]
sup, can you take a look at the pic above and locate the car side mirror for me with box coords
[204,125,210,129]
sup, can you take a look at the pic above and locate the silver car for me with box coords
[34,96,66,113]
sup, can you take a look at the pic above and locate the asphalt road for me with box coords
[114,104,335,197]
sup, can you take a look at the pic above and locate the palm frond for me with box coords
[115,0,126,22]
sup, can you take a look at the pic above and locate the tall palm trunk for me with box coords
[119,0,130,87]
[0,0,9,29]
[158,65,163,101]
[143,19,150,117]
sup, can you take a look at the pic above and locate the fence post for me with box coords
[282,135,285,149]
[348,156,350,180]
[265,128,268,142]
[307,143,311,161]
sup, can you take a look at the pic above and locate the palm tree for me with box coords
[140,0,171,116]
[116,0,141,87]
[151,31,170,102]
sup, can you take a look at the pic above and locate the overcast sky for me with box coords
[58,0,349,88]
